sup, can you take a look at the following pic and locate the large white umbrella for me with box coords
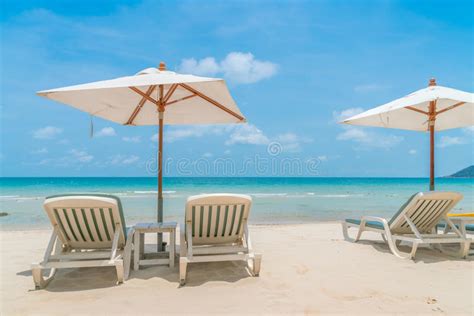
[342,79,474,190]
[37,62,246,249]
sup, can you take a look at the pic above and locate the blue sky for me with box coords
[1,0,473,177]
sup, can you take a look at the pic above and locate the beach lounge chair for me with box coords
[179,194,262,285]
[342,192,471,259]
[31,194,134,289]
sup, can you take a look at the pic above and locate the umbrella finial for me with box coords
[158,62,166,71]
[428,78,437,86]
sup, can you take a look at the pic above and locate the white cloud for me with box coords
[57,139,69,145]
[178,52,278,84]
[70,149,94,163]
[122,136,141,143]
[463,126,474,135]
[220,52,278,84]
[150,124,310,153]
[109,155,140,165]
[225,124,270,145]
[151,126,231,143]
[275,133,300,143]
[202,152,213,158]
[164,127,202,143]
[353,83,386,93]
[31,148,48,154]
[33,126,63,139]
[318,155,328,162]
[178,57,220,76]
[224,149,231,155]
[408,149,417,155]
[437,136,466,148]
[335,108,403,149]
[333,108,365,122]
[38,158,50,165]
[337,128,369,141]
[32,149,93,167]
[151,128,199,143]
[95,127,116,137]
[122,155,139,164]
[275,132,312,153]
[337,127,403,149]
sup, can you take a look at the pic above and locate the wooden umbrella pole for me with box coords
[157,62,166,251]
[157,82,165,251]
[428,78,437,191]
[429,120,435,191]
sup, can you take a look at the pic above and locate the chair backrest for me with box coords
[43,194,127,249]
[185,194,252,245]
[389,192,463,234]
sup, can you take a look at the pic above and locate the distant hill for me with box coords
[446,165,474,178]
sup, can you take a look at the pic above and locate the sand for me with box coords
[1,223,473,315]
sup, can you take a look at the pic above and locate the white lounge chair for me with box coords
[32,194,134,289]
[342,192,471,259]
[179,194,262,285]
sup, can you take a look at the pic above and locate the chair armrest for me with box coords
[179,223,186,257]
[244,223,253,251]
[123,227,135,280]
[360,216,391,232]
[361,216,389,224]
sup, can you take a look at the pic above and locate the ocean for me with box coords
[1,177,473,230]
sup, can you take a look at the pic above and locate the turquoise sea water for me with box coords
[0,177,473,230]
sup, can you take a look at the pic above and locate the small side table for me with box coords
[444,217,474,256]
[133,222,177,270]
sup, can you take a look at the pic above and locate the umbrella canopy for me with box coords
[37,62,246,249]
[342,80,473,131]
[37,65,245,125]
[342,79,474,190]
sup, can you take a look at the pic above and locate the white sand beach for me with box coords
[1,222,473,315]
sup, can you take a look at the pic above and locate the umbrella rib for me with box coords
[125,85,157,125]
[163,84,178,104]
[129,86,159,105]
[436,101,466,116]
[165,94,197,106]
[179,83,245,121]
[405,106,429,116]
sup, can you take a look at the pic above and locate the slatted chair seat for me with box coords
[179,194,262,285]
[342,192,471,259]
[31,194,134,289]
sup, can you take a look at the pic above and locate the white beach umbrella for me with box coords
[342,79,474,190]
[37,62,246,248]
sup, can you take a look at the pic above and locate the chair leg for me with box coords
[179,258,188,286]
[123,252,131,280]
[341,222,350,241]
[409,242,419,259]
[134,231,140,271]
[32,265,56,290]
[386,237,415,259]
[355,227,364,242]
[123,228,135,280]
[253,254,262,277]
[460,241,470,258]
[115,261,124,284]
[32,267,45,289]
